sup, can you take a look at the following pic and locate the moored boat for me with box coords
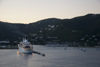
[17,38,33,54]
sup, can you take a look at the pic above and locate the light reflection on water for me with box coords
[0,45,100,67]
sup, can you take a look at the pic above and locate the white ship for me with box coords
[17,38,33,54]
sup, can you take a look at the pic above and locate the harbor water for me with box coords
[0,45,100,67]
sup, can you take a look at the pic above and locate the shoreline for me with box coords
[0,46,100,49]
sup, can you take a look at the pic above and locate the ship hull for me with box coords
[18,47,33,54]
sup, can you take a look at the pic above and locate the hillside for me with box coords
[0,14,100,46]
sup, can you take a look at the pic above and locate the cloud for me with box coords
[96,0,100,2]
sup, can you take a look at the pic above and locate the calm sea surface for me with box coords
[0,45,100,67]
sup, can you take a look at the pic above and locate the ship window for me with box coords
[24,46,30,48]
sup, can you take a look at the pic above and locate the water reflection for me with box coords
[16,54,32,67]
[16,52,45,67]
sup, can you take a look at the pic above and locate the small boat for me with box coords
[17,38,33,54]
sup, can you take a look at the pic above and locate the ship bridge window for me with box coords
[24,46,30,48]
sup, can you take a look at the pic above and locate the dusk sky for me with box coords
[0,0,100,24]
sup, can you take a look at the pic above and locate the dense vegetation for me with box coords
[0,14,100,46]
